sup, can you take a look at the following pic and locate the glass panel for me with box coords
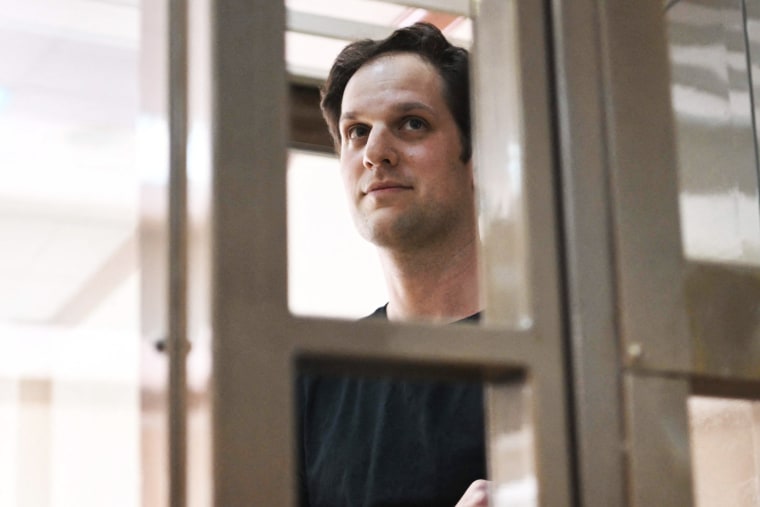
[288,150,388,319]
[297,367,535,507]
[291,1,538,505]
[187,0,213,503]
[285,2,476,322]
[689,396,760,507]
[667,0,760,265]
[487,382,536,507]
[139,0,170,503]
[471,0,531,328]
[144,0,215,502]
[0,0,142,504]
[297,363,490,506]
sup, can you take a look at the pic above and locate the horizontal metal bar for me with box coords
[289,317,536,374]
[691,373,760,400]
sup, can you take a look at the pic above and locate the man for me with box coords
[299,23,488,507]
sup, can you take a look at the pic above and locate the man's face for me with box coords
[338,52,475,251]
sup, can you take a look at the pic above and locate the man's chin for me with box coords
[359,216,430,250]
[358,218,404,248]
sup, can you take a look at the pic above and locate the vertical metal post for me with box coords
[168,0,189,505]
[624,375,694,507]
[550,0,628,503]
[210,0,290,505]
[472,0,576,503]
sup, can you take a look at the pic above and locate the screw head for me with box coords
[627,342,643,362]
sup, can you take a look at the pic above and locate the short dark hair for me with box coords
[320,22,471,162]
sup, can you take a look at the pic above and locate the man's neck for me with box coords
[378,235,481,324]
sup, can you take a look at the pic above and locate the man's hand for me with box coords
[455,479,490,507]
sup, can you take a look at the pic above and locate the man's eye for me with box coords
[402,117,427,131]
[347,125,369,139]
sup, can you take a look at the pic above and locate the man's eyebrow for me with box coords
[396,101,436,114]
[339,102,437,123]
[340,111,358,122]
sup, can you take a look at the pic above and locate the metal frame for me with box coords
[554,0,760,505]
[168,0,190,505]
[601,0,760,503]
[203,0,574,505]
[550,0,628,502]
[209,0,290,505]
[552,0,695,504]
[162,0,760,505]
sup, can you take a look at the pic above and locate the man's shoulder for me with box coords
[362,304,388,321]
[362,304,481,324]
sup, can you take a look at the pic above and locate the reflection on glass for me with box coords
[471,0,531,328]
[689,396,760,507]
[487,382,536,507]
[667,0,760,265]
[290,8,514,506]
[186,0,213,505]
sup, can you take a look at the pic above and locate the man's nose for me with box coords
[363,127,398,170]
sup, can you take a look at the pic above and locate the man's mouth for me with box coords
[364,181,413,195]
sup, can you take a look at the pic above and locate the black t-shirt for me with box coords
[298,307,486,507]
